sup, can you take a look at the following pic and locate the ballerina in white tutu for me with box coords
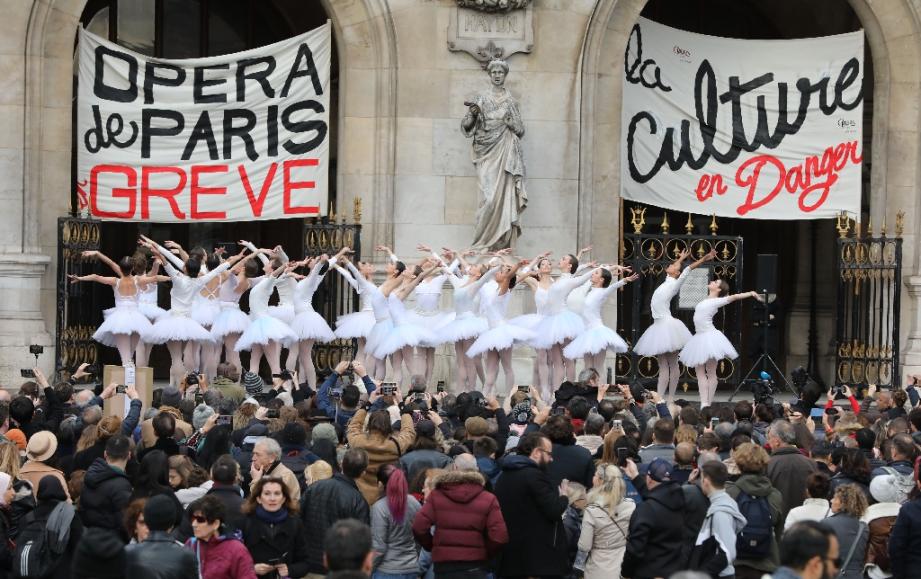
[68,255,156,366]
[634,248,716,403]
[559,246,595,381]
[441,252,495,392]
[332,258,375,367]
[374,262,441,384]
[467,259,535,396]
[409,244,458,383]
[365,245,410,380]
[510,251,554,398]
[679,279,763,408]
[236,262,298,376]
[284,248,351,389]
[211,247,271,374]
[563,267,640,371]
[139,237,249,386]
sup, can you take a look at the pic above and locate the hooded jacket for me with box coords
[184,534,256,579]
[622,481,689,579]
[494,454,569,577]
[696,489,747,577]
[726,473,784,573]
[346,409,416,505]
[412,470,507,566]
[78,458,133,534]
[578,500,636,579]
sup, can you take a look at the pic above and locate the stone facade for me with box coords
[1,0,921,386]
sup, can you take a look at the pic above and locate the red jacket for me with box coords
[412,470,508,563]
[185,534,257,579]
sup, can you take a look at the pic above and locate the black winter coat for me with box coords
[26,500,84,579]
[301,474,370,574]
[78,458,133,535]
[0,508,11,579]
[494,455,569,577]
[125,530,198,579]
[622,481,689,579]
[176,484,246,542]
[242,512,310,579]
[890,497,921,579]
[546,442,595,489]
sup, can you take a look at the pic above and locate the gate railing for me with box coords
[617,205,744,389]
[56,217,102,377]
[834,212,903,389]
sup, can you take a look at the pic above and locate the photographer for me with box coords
[10,367,65,438]
[317,360,376,429]
[823,384,861,414]
[615,383,671,439]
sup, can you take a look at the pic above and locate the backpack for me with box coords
[13,502,75,578]
[880,466,914,503]
[734,491,773,560]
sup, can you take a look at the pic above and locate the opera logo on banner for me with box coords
[76,22,332,222]
[621,17,864,220]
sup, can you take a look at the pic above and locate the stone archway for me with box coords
[13,0,399,372]
[577,0,921,372]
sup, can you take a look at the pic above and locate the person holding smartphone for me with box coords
[242,477,309,579]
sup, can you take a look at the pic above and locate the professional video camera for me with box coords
[745,370,775,405]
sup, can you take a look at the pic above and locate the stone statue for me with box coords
[462,58,527,250]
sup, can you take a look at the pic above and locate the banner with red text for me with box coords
[621,17,863,219]
[77,23,331,222]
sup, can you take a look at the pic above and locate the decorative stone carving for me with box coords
[448,2,533,63]
[462,58,527,250]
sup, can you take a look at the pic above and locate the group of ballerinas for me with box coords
[72,237,763,407]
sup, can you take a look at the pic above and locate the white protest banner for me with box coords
[621,17,863,220]
[77,23,331,222]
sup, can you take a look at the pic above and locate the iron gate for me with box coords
[834,212,903,389]
[616,205,744,390]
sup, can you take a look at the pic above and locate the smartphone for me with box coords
[29,345,44,356]
[20,369,35,378]
[381,382,397,395]
[216,415,232,426]
[710,417,719,429]
[606,367,613,384]
[616,447,629,467]
[116,385,127,394]
[436,381,446,393]
[266,409,280,419]
[195,393,204,405]
[612,419,622,430]
[413,392,426,402]
[517,385,530,393]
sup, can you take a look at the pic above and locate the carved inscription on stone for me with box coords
[448,4,533,63]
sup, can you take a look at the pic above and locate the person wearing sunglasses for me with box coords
[185,495,256,579]
[241,477,309,579]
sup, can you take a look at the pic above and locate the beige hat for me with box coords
[465,416,489,437]
[26,430,57,462]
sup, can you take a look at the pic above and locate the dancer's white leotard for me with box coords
[333,262,376,339]
[235,275,297,351]
[678,296,738,367]
[633,267,694,357]
[288,259,335,343]
[563,277,629,358]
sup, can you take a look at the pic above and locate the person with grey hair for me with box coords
[453,453,478,472]
[250,436,301,502]
[577,413,606,455]
[74,389,95,407]
[409,374,427,393]
[192,404,215,431]
[767,419,817,518]
[202,389,223,409]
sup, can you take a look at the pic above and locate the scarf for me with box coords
[255,505,289,525]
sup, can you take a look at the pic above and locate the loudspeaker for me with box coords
[756,254,778,295]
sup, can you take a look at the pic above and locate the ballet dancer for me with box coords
[466,259,535,397]
[68,254,155,366]
[441,253,495,392]
[559,245,594,380]
[285,249,351,389]
[365,245,410,380]
[410,244,457,382]
[563,267,640,372]
[679,279,763,408]
[511,251,553,398]
[235,261,298,376]
[211,248,270,373]
[331,258,376,368]
[140,237,248,386]
[634,248,716,403]
[374,262,441,384]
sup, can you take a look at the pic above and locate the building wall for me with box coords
[0,0,920,385]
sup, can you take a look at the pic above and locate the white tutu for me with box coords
[365,319,393,356]
[374,323,439,358]
[509,313,543,330]
[408,311,454,347]
[235,315,298,351]
[102,307,115,320]
[634,316,693,356]
[93,307,153,347]
[147,313,213,344]
[210,306,251,340]
[287,311,335,343]
[530,310,585,349]
[139,303,167,322]
[191,300,221,328]
[678,329,738,367]
[466,323,536,357]
[335,310,376,339]
[563,324,628,358]
[268,304,296,324]
[438,312,488,343]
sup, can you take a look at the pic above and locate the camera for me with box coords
[29,345,44,356]
[216,415,232,426]
[436,381,446,393]
[746,374,775,405]
[330,388,343,399]
[612,419,622,430]
[414,392,426,402]
[186,372,200,387]
[116,385,127,394]
[517,385,529,393]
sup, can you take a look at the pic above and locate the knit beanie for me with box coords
[192,404,215,430]
[242,371,264,395]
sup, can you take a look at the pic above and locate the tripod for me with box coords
[728,290,794,401]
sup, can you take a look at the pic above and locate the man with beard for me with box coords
[494,432,569,577]
[771,521,840,579]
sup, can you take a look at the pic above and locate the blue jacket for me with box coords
[316,373,376,429]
